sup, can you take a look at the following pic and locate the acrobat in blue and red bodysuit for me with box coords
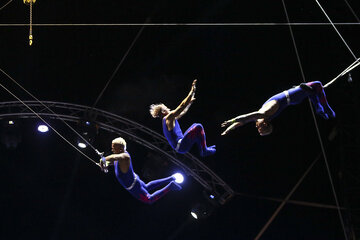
[221,81,335,136]
[263,81,335,120]
[162,118,216,157]
[114,152,181,204]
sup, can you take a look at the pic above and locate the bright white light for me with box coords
[172,173,184,184]
[78,142,87,149]
[209,195,215,199]
[85,121,90,125]
[37,125,49,133]
[191,211,198,219]
[8,120,14,125]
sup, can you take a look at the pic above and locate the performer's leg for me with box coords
[177,123,216,157]
[136,180,181,204]
[307,81,336,118]
[299,83,327,118]
[144,176,175,191]
[288,85,312,105]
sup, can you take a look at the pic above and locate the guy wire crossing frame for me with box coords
[0,100,234,205]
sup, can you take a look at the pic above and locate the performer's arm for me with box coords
[222,111,265,128]
[176,91,195,120]
[101,152,131,173]
[221,100,278,135]
[104,152,130,165]
[167,79,197,122]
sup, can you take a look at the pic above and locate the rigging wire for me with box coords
[342,0,360,22]
[0,68,100,155]
[0,22,360,27]
[254,153,321,239]
[91,18,149,108]
[235,191,345,210]
[0,80,98,166]
[254,1,351,239]
[0,0,12,11]
[284,0,348,238]
[315,0,357,60]
[324,58,360,88]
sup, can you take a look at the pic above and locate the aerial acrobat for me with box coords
[150,80,216,157]
[99,137,182,204]
[221,81,335,136]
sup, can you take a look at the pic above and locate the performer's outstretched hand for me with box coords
[221,118,235,128]
[189,79,197,103]
[191,79,197,93]
[221,122,241,136]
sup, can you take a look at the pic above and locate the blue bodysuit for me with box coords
[262,81,335,120]
[162,118,216,157]
[114,152,180,204]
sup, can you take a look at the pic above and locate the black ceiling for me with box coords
[0,1,360,239]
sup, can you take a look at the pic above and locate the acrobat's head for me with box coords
[112,137,127,154]
[255,119,273,136]
[149,103,170,118]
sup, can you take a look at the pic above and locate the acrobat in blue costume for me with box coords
[114,153,181,204]
[221,81,335,136]
[150,80,216,157]
[101,137,181,204]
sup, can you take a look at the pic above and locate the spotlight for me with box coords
[76,119,98,148]
[190,211,198,219]
[78,142,87,149]
[172,173,184,184]
[37,124,49,133]
[190,203,213,220]
[202,190,219,206]
[1,119,22,149]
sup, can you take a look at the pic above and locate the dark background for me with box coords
[0,0,360,239]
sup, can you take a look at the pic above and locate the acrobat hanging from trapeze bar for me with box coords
[149,80,216,157]
[98,137,182,204]
[221,81,335,136]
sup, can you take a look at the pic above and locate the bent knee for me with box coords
[193,123,203,131]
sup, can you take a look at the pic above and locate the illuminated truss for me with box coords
[0,100,234,204]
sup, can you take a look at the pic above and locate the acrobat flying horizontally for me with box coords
[221,81,335,136]
[99,137,181,204]
[150,79,216,157]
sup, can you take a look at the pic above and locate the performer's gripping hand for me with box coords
[98,158,108,172]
